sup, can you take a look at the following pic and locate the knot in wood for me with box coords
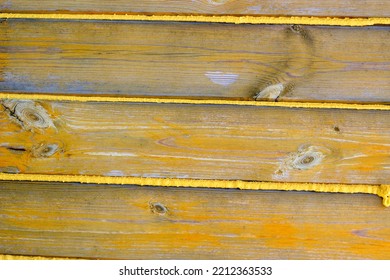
[289,145,325,170]
[276,145,329,176]
[254,83,284,101]
[15,102,53,130]
[31,142,60,158]
[1,100,54,131]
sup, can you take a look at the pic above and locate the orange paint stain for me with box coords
[260,217,298,249]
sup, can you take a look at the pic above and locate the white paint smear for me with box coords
[105,170,125,176]
[205,71,239,86]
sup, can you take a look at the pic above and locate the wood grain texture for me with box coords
[0,99,389,184]
[0,181,389,259]
[1,0,389,17]
[0,20,389,103]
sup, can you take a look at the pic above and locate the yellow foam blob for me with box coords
[0,173,388,207]
[1,13,389,26]
[1,93,389,111]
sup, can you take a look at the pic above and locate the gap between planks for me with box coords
[1,13,390,26]
[0,173,389,207]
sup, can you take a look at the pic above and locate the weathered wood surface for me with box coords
[1,0,389,17]
[0,181,388,259]
[1,20,389,103]
[0,99,389,184]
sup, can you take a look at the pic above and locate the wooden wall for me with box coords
[0,0,389,260]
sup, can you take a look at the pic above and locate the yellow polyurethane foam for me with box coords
[1,93,389,111]
[1,13,389,26]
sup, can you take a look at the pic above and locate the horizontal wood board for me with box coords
[1,0,389,17]
[1,20,389,103]
[0,99,389,185]
[0,181,389,259]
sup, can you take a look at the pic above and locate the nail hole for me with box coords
[290,24,302,33]
[333,126,340,132]
[150,202,168,215]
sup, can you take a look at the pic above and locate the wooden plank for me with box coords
[0,20,389,103]
[0,99,389,184]
[0,181,388,259]
[1,0,389,17]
